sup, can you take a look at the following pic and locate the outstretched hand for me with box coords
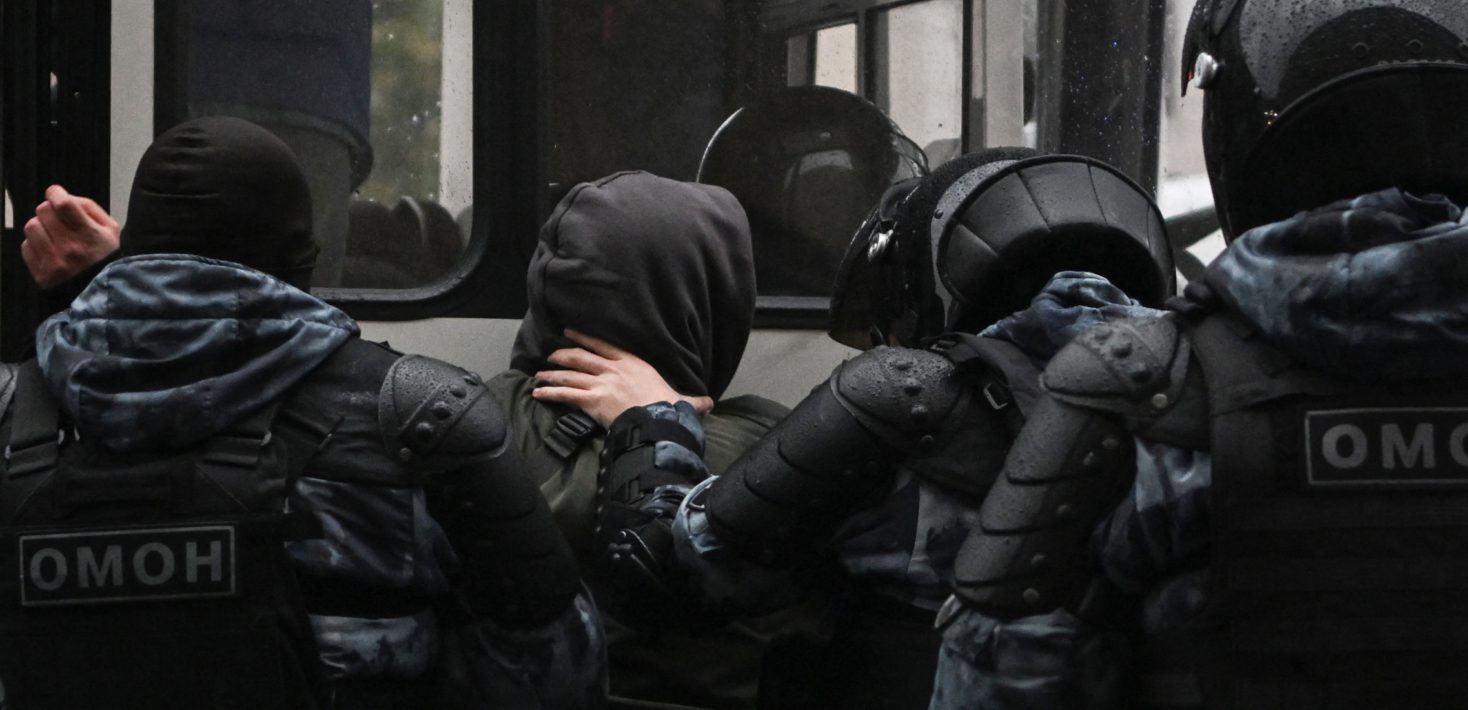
[22,185,120,289]
[532,329,715,427]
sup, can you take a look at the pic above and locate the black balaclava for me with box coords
[121,116,318,290]
[511,171,756,400]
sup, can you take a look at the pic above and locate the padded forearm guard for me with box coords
[380,355,581,628]
[704,346,969,564]
[951,316,1193,618]
[591,404,708,627]
[950,393,1135,618]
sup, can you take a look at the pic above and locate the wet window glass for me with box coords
[1158,0,1222,272]
[813,23,858,94]
[545,0,727,196]
[873,0,963,166]
[786,34,813,86]
[1159,0,1209,205]
[173,0,472,290]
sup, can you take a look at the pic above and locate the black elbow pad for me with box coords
[379,355,580,627]
[705,347,966,562]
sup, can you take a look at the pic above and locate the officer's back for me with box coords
[0,117,600,708]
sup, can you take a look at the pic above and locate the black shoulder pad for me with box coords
[1041,315,1195,428]
[833,346,965,450]
[378,355,508,469]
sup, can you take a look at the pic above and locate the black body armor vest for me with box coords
[0,341,388,709]
[1172,314,1468,710]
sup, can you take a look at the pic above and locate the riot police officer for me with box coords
[2,117,602,708]
[932,2,1468,708]
[536,147,1176,707]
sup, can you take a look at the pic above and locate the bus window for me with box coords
[1157,0,1220,278]
[344,0,474,289]
[785,33,811,86]
[111,3,154,224]
[873,0,963,166]
[545,0,727,193]
[786,22,859,95]
[813,23,858,94]
[160,0,472,291]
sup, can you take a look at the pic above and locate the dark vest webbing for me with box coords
[933,332,1041,430]
[529,409,601,488]
[1168,313,1468,710]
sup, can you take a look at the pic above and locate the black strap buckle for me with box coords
[605,407,702,459]
[546,412,601,460]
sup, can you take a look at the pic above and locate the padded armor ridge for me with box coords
[378,355,506,470]
[374,356,579,626]
[1042,315,1194,433]
[952,394,1135,615]
[832,346,964,449]
[705,348,971,561]
[704,360,906,559]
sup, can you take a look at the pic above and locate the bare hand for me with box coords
[22,184,121,289]
[531,329,715,427]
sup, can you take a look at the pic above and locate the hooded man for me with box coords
[2,116,602,708]
[483,170,800,709]
[539,151,1176,707]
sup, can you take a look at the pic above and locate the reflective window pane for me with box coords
[786,33,813,86]
[1157,0,1210,216]
[545,0,727,192]
[874,0,963,166]
[177,0,472,289]
[813,23,858,94]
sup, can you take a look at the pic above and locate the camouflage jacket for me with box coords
[935,189,1468,710]
[34,254,603,707]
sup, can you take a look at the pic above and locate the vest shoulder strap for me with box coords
[0,361,61,524]
[932,332,1039,436]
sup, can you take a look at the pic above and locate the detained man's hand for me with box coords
[22,184,121,289]
[532,328,715,428]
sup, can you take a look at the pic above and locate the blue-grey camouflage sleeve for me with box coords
[929,607,1127,710]
[1091,438,1213,634]
[592,400,807,621]
[928,439,1210,710]
[669,477,806,616]
[447,588,608,709]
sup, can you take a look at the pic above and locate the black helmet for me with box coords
[830,149,1175,348]
[1184,0,1468,238]
[698,86,927,297]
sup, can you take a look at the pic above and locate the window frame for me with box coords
[748,0,995,328]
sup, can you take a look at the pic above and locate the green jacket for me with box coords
[487,370,812,709]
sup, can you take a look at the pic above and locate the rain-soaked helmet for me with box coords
[830,148,1175,349]
[1184,0,1468,239]
[698,86,927,297]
